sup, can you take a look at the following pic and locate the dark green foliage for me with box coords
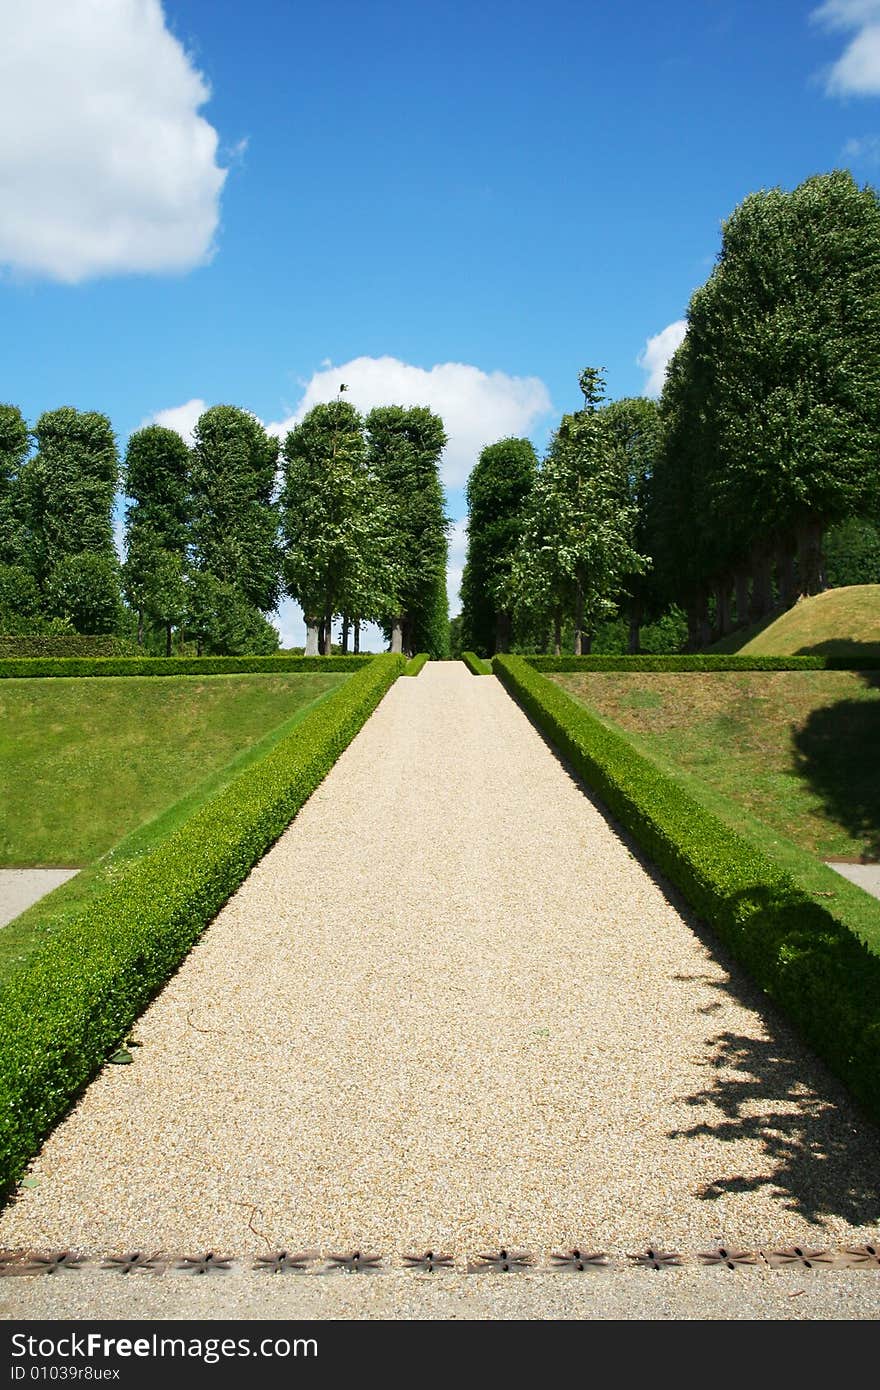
[825,518,880,588]
[0,635,138,657]
[0,406,30,568]
[367,405,448,656]
[20,408,118,588]
[0,654,371,680]
[448,614,463,659]
[460,438,537,656]
[403,652,429,675]
[0,565,43,634]
[190,406,281,612]
[600,397,663,646]
[45,552,123,635]
[462,651,492,674]
[524,653,880,672]
[123,425,192,647]
[493,655,880,1122]
[0,654,405,1191]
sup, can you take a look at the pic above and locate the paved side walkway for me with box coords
[2,663,878,1317]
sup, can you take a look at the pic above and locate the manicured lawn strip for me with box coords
[403,653,430,675]
[0,680,347,987]
[0,654,405,1191]
[493,654,880,1124]
[462,651,492,674]
[550,670,880,862]
[0,654,372,679]
[526,654,880,672]
[1,672,349,866]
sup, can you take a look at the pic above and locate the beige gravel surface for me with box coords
[2,662,878,1320]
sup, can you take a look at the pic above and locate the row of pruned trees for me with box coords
[0,397,450,656]
[461,169,880,655]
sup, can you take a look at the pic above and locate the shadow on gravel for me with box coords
[668,974,880,1227]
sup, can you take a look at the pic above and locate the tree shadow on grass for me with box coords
[667,978,880,1227]
[790,669,880,860]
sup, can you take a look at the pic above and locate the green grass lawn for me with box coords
[551,669,880,862]
[0,672,348,866]
[705,583,880,656]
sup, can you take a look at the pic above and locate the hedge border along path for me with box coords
[493,654,880,1126]
[462,651,492,675]
[0,654,374,680]
[403,653,430,676]
[0,653,405,1192]
[525,653,880,672]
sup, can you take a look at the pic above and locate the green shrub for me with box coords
[493,654,880,1123]
[0,634,139,658]
[526,653,880,672]
[0,654,373,680]
[0,654,405,1191]
[403,652,430,676]
[462,651,492,675]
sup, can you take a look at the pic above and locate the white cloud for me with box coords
[267,356,553,489]
[812,1,880,96]
[144,398,209,446]
[0,0,227,283]
[843,132,880,161]
[636,320,687,398]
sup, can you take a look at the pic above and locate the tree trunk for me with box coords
[390,618,403,654]
[165,621,172,657]
[494,610,511,655]
[734,570,749,627]
[322,610,333,657]
[796,516,825,597]
[137,608,144,646]
[713,580,732,638]
[776,538,796,609]
[304,618,319,656]
[627,597,642,654]
[553,607,562,658]
[582,632,592,654]
[749,547,773,620]
[573,584,584,655]
[341,615,349,654]
[353,619,360,654]
[686,598,700,652]
[197,636,203,657]
[697,590,711,648]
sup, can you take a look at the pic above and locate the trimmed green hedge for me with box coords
[0,654,373,680]
[462,651,492,675]
[0,635,140,658]
[493,654,880,1123]
[0,654,405,1191]
[403,652,430,676]
[526,653,880,672]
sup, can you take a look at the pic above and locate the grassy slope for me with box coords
[0,672,347,866]
[705,584,880,656]
[551,669,880,862]
[0,676,348,985]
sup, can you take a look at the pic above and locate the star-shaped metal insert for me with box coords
[101,1253,162,1274]
[402,1251,453,1273]
[551,1248,609,1272]
[175,1253,234,1275]
[253,1251,316,1274]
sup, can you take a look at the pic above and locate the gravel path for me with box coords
[2,662,878,1316]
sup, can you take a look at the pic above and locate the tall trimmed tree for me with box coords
[460,437,537,656]
[122,424,192,647]
[0,405,30,570]
[190,406,281,613]
[366,405,449,657]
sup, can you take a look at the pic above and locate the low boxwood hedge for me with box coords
[403,653,430,676]
[526,653,880,672]
[0,635,139,658]
[462,651,492,675]
[493,654,880,1124]
[0,654,373,680]
[0,653,405,1192]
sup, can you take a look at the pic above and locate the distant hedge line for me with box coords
[0,654,374,680]
[493,654,880,1124]
[403,653,430,676]
[0,635,139,658]
[0,653,405,1191]
[526,653,880,672]
[462,651,492,675]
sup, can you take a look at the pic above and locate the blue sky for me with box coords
[1,0,879,645]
